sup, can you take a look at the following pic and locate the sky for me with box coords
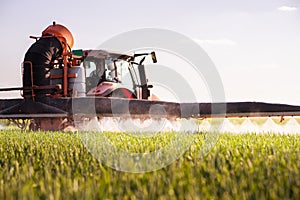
[0,0,299,104]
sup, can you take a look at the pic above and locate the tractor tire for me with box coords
[109,88,136,99]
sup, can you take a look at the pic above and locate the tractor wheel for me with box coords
[109,88,136,99]
[39,118,66,131]
[29,119,40,131]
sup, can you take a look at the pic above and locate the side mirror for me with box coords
[151,51,157,63]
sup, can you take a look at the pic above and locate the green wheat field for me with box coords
[0,126,299,199]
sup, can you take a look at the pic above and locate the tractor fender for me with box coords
[87,82,118,97]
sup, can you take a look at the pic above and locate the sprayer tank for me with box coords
[50,66,86,97]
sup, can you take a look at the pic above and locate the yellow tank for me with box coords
[42,22,74,50]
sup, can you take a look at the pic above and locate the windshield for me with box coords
[82,58,137,88]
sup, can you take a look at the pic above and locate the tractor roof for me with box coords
[82,49,133,61]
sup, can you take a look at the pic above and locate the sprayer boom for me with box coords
[1,97,300,119]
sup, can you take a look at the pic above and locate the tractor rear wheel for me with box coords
[109,88,136,99]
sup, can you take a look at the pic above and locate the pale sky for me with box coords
[0,0,299,104]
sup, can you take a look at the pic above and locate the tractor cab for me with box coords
[76,49,157,99]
